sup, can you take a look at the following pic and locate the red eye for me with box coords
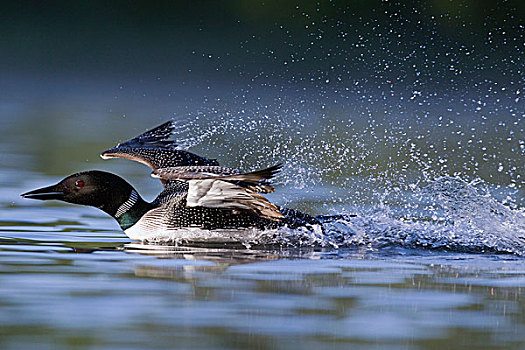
[75,180,84,188]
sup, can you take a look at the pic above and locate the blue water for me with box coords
[1,1,524,344]
[1,238,525,349]
[1,75,524,348]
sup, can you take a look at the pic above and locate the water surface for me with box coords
[1,1,524,347]
[1,89,524,348]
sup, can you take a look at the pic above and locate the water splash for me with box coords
[137,175,524,255]
[160,114,525,255]
[155,0,523,254]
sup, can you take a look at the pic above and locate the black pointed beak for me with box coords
[21,183,65,200]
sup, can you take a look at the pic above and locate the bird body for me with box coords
[22,121,318,242]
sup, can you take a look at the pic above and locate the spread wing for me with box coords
[153,164,284,221]
[100,121,219,186]
[100,121,219,183]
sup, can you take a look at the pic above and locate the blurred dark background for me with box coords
[1,0,522,85]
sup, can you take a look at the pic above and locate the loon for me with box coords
[21,121,318,241]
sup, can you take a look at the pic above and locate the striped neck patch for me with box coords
[115,190,138,218]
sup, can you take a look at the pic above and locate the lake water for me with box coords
[1,77,523,349]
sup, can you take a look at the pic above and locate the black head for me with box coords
[21,171,135,215]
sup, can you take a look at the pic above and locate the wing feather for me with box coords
[154,164,284,221]
[186,179,284,221]
[100,121,219,186]
[152,164,281,193]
